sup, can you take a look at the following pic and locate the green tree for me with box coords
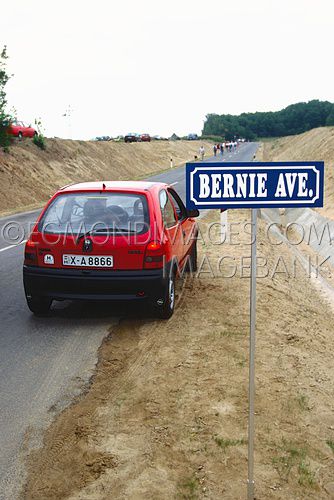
[33,117,46,150]
[325,105,334,126]
[0,46,12,151]
[202,100,334,139]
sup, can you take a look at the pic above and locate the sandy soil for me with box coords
[257,127,334,220]
[23,210,334,500]
[0,139,212,216]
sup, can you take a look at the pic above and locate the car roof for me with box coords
[59,180,168,193]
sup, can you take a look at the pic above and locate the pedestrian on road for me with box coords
[213,144,217,157]
[220,143,224,155]
[199,145,205,161]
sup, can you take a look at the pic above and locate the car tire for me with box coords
[156,273,175,320]
[26,296,52,316]
[18,132,23,140]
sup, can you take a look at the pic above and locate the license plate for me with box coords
[62,254,113,267]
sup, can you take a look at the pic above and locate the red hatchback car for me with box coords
[8,120,37,139]
[23,181,199,318]
[140,134,151,142]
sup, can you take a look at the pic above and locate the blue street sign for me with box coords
[186,161,324,209]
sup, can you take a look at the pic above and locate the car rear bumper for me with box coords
[23,265,168,303]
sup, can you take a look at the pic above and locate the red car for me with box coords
[7,120,37,139]
[140,134,151,142]
[23,181,199,319]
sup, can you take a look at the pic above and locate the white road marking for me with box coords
[170,181,178,186]
[0,240,27,253]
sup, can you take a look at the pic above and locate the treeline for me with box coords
[202,100,334,140]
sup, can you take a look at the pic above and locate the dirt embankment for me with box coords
[256,127,334,220]
[0,139,212,216]
[24,210,334,500]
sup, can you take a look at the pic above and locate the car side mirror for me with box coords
[187,208,199,218]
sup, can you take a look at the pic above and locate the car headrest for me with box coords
[83,199,105,218]
[133,199,143,216]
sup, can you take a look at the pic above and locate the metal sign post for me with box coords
[220,209,229,243]
[247,208,257,500]
[185,160,324,499]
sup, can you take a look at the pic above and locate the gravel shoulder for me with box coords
[23,210,334,499]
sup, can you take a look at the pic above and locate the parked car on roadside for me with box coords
[187,133,199,140]
[95,136,111,142]
[124,133,141,143]
[23,181,199,319]
[152,135,168,141]
[7,120,37,139]
[140,133,151,142]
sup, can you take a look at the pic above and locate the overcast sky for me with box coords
[1,0,333,139]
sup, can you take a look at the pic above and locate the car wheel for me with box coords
[26,296,52,316]
[156,273,175,319]
[18,132,23,140]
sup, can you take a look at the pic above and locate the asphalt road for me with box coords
[0,141,258,499]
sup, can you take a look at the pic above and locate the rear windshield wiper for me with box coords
[76,230,92,243]
[95,228,138,234]
[76,228,137,242]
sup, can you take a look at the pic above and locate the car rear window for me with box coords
[39,192,149,235]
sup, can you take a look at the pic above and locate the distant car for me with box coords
[124,133,140,143]
[23,181,199,319]
[187,133,198,141]
[113,135,124,142]
[7,121,37,139]
[140,134,151,142]
[95,136,111,142]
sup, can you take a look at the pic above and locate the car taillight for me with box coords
[24,240,38,265]
[144,241,164,269]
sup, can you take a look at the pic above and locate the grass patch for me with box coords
[272,444,305,481]
[218,330,233,338]
[214,436,247,451]
[284,392,310,413]
[178,475,199,499]
[237,358,246,368]
[296,393,309,411]
[272,440,317,487]
[326,440,334,454]
[298,461,316,486]
[33,133,46,150]
[232,352,247,368]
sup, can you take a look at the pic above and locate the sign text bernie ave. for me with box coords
[186,162,324,209]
